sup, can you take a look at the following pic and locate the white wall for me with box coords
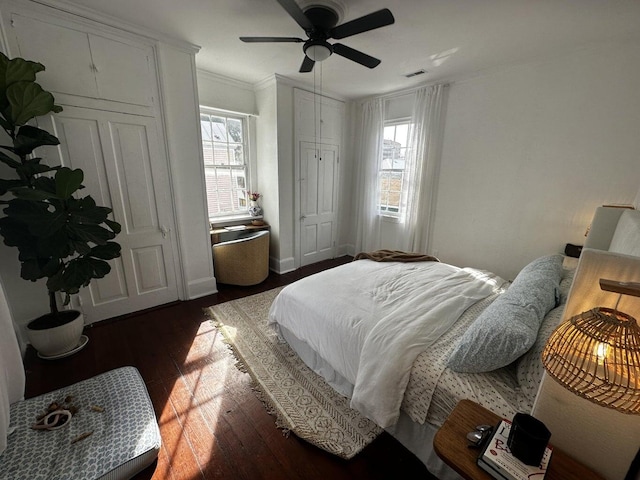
[254,80,283,271]
[431,40,640,279]
[197,70,257,115]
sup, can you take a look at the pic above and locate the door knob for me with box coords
[160,225,171,238]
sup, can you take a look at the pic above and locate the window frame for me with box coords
[378,117,412,220]
[200,107,253,222]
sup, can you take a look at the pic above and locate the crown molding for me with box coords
[18,0,200,53]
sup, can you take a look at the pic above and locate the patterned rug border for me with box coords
[204,287,382,459]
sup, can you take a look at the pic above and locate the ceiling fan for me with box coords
[240,0,395,73]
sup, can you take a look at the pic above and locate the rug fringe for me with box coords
[203,306,296,439]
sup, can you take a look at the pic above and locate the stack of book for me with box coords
[477,419,552,480]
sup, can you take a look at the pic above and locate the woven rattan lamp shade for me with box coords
[542,306,640,414]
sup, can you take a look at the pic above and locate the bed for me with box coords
[267,206,640,479]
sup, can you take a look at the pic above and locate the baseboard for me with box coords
[270,256,296,274]
[186,276,218,299]
[338,243,356,257]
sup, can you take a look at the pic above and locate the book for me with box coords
[477,419,552,480]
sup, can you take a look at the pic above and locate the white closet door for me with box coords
[299,142,339,266]
[9,13,99,98]
[88,35,154,106]
[40,106,179,322]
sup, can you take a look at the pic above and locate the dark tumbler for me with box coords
[507,413,551,466]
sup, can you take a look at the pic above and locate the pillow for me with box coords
[447,254,564,373]
[609,209,640,256]
[516,268,575,400]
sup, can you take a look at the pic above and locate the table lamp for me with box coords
[542,278,640,414]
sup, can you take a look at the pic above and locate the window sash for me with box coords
[379,168,405,214]
[378,120,411,217]
[200,111,250,219]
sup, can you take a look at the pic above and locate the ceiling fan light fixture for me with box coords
[304,41,332,62]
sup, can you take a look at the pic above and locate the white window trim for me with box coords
[200,106,257,224]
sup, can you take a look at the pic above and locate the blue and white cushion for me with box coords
[0,367,160,480]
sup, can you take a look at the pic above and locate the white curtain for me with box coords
[354,97,384,252]
[0,278,25,455]
[401,84,446,253]
[354,85,446,254]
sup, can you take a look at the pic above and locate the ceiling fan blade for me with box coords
[299,56,315,73]
[332,43,381,68]
[276,0,313,31]
[240,36,304,43]
[330,9,395,40]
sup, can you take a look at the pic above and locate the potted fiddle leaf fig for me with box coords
[0,52,122,357]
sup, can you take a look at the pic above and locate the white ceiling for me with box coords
[66,0,640,99]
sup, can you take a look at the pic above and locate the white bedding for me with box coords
[268,259,505,428]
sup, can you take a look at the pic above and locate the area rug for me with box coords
[205,287,382,459]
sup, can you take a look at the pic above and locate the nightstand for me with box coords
[433,399,605,480]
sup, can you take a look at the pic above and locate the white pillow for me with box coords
[609,209,640,256]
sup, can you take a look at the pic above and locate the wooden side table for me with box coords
[433,399,605,480]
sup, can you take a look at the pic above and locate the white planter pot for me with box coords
[26,310,84,357]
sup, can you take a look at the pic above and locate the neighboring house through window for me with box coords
[379,119,411,217]
[200,109,250,219]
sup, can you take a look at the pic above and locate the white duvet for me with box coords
[268,259,504,428]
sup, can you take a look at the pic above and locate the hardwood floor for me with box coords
[23,256,435,480]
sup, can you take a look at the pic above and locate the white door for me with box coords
[299,142,339,266]
[39,106,179,323]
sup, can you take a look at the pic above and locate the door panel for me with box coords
[318,222,333,251]
[89,260,128,305]
[108,122,159,232]
[39,107,178,322]
[131,246,168,293]
[299,142,338,266]
[294,89,343,143]
[10,13,98,99]
[89,34,153,106]
[302,225,317,256]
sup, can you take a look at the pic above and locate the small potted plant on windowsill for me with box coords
[0,52,122,358]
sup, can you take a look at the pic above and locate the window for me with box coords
[200,110,250,219]
[378,120,411,217]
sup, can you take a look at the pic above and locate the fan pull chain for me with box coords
[313,63,317,158]
[319,62,323,161]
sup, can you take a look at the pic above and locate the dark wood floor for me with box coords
[24,256,435,480]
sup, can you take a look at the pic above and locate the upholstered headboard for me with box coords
[584,207,640,256]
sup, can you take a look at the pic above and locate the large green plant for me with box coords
[0,52,121,325]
